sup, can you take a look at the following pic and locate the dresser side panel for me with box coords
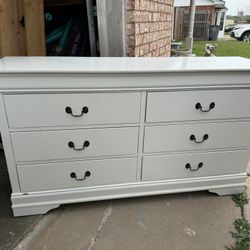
[0,94,20,192]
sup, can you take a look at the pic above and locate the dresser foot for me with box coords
[12,204,60,217]
[208,186,246,196]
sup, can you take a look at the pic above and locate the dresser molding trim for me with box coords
[11,174,246,216]
[0,72,250,92]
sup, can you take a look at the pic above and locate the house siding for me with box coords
[188,5,215,23]
[173,5,216,41]
[126,0,174,57]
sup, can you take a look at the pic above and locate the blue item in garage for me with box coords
[46,26,65,45]
[58,17,74,52]
[45,13,53,27]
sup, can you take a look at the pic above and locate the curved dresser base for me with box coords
[208,186,246,196]
[12,174,247,216]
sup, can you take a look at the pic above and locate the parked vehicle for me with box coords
[225,24,237,33]
[230,24,250,41]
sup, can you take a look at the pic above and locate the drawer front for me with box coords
[17,158,137,192]
[11,127,139,162]
[144,122,250,153]
[5,92,141,128]
[142,151,247,181]
[146,90,250,123]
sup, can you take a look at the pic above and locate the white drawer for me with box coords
[142,151,247,181]
[17,157,137,192]
[144,122,250,153]
[146,90,250,123]
[4,92,141,128]
[11,127,139,162]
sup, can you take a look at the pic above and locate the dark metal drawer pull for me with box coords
[68,141,90,151]
[190,134,209,143]
[65,106,89,117]
[70,171,91,181]
[195,102,215,112]
[185,162,203,171]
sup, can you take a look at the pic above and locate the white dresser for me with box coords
[1,57,250,217]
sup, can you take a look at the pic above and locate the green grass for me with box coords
[228,193,250,250]
[192,40,250,59]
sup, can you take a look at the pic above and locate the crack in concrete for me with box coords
[87,202,113,250]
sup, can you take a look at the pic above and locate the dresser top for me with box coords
[0,57,250,74]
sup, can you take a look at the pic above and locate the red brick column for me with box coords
[126,0,173,57]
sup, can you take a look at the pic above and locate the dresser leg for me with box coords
[12,204,60,217]
[208,186,246,196]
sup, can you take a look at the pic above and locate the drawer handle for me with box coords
[65,106,89,117]
[70,171,91,181]
[190,134,209,143]
[68,141,90,151]
[185,162,203,171]
[195,102,215,112]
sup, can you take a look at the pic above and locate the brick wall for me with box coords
[126,0,173,57]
